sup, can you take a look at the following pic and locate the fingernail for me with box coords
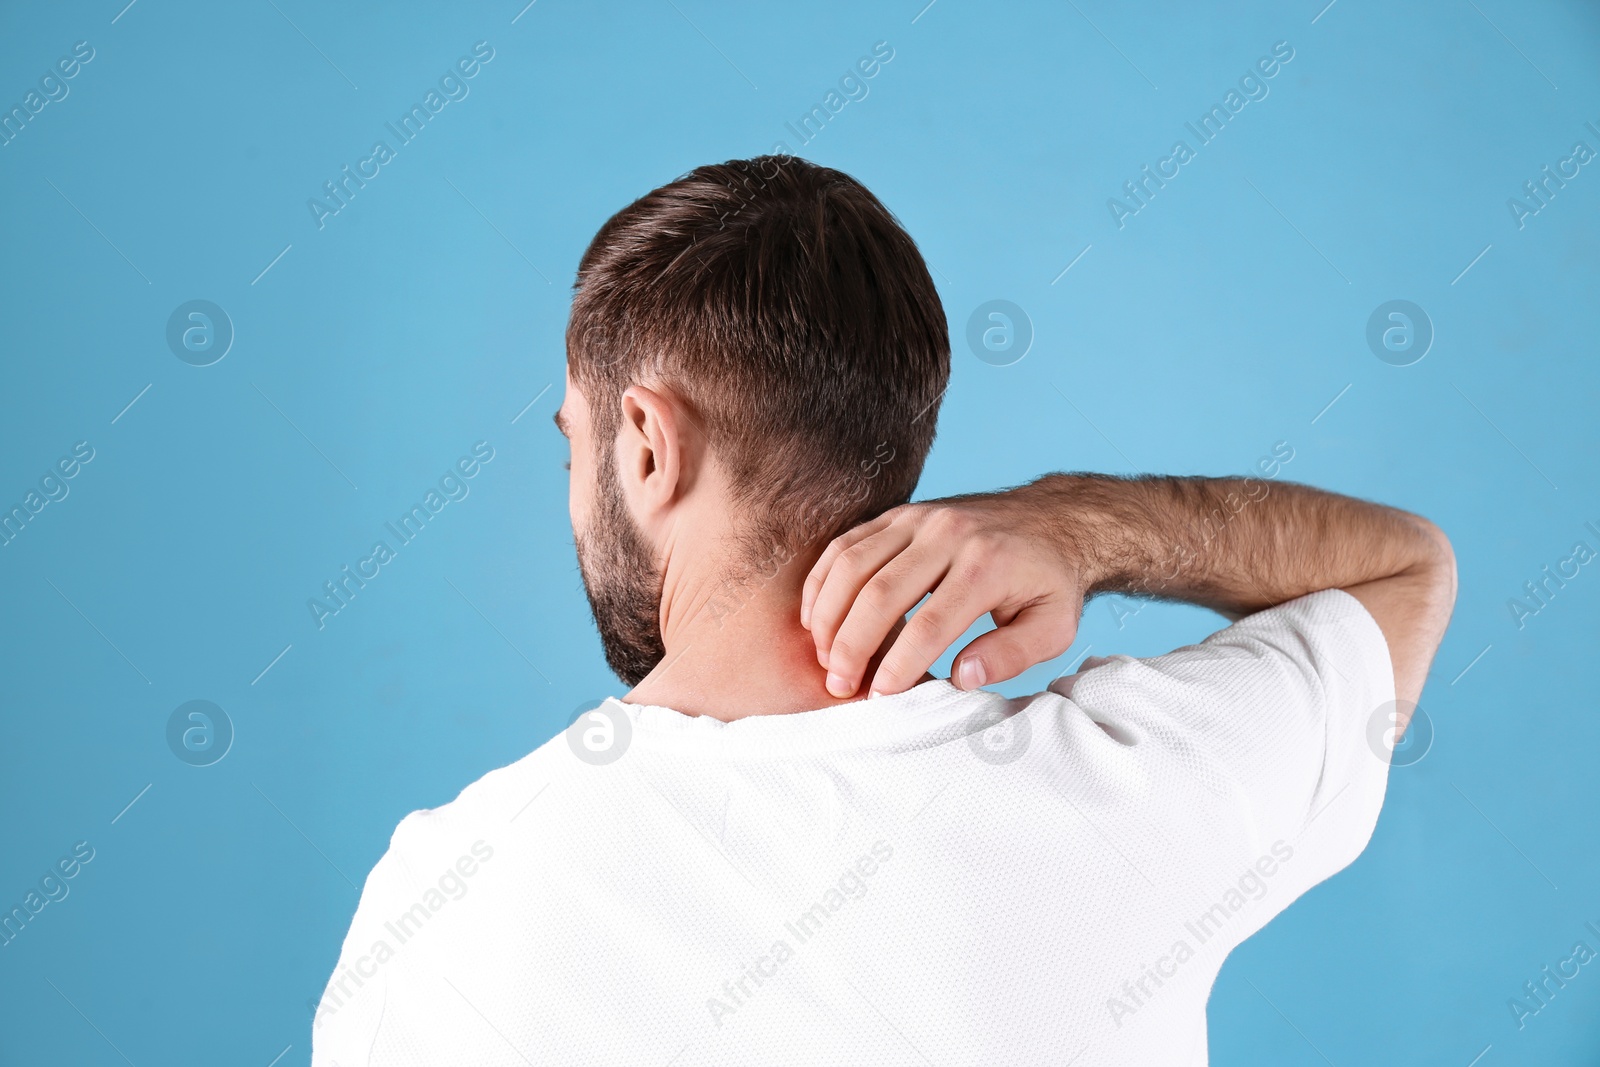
[868,689,882,699]
[957,658,986,690]
[826,672,852,697]
[818,648,830,670]
[800,604,811,628]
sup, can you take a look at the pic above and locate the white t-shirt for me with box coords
[312,589,1394,1066]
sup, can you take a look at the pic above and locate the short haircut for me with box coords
[565,155,950,564]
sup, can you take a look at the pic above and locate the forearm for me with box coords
[804,468,1454,705]
[1023,472,1448,617]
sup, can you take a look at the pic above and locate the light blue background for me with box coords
[2,1,1597,1064]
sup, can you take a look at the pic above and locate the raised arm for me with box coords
[801,473,1456,723]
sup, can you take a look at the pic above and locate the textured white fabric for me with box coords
[312,588,1393,1066]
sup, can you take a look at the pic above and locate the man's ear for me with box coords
[616,384,686,518]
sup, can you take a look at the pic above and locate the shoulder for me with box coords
[1056,588,1389,711]
[378,730,573,878]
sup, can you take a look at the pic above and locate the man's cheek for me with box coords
[569,464,594,532]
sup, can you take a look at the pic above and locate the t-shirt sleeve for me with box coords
[1049,588,1396,903]
[310,812,429,1066]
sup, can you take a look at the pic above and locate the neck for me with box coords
[623,550,930,721]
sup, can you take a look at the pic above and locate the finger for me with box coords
[822,541,952,697]
[806,522,917,661]
[865,575,994,697]
[948,601,1079,690]
[801,509,899,629]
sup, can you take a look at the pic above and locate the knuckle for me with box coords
[924,507,964,539]
[904,608,947,651]
[875,657,915,690]
[968,529,1005,556]
[828,633,865,668]
[948,508,981,539]
[991,635,1025,669]
[857,574,898,618]
[951,554,989,590]
[811,606,844,643]
[884,629,943,681]
[834,540,872,578]
[897,500,931,522]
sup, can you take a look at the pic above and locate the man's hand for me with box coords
[801,474,1456,723]
[801,488,1089,699]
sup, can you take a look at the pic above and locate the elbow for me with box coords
[1409,514,1458,613]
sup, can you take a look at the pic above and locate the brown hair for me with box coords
[565,155,950,564]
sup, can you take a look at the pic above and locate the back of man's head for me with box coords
[566,155,950,563]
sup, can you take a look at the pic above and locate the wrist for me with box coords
[1014,473,1126,596]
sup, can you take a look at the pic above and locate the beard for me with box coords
[574,446,667,687]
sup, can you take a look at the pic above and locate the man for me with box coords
[312,156,1455,1065]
